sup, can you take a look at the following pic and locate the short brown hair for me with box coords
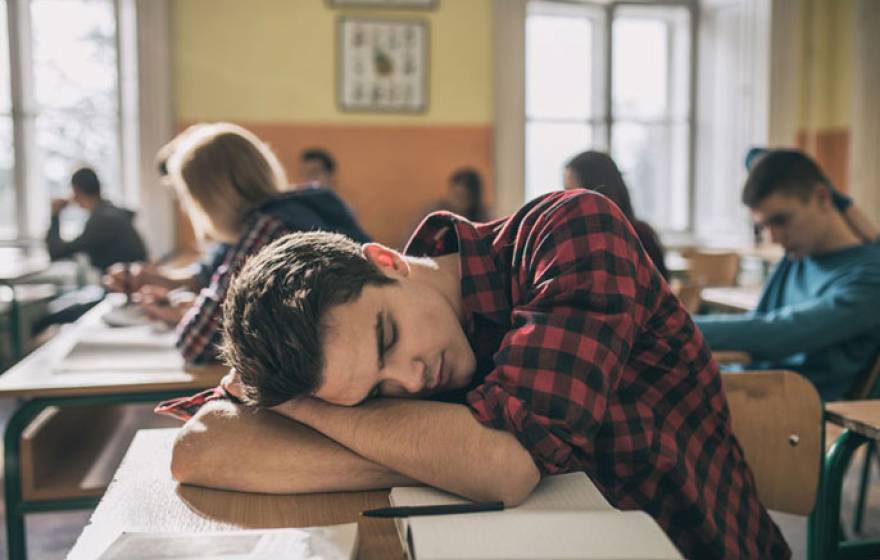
[742,150,828,208]
[220,231,395,407]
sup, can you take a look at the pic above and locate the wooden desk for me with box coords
[67,429,403,560]
[700,286,761,313]
[820,401,880,559]
[0,300,225,560]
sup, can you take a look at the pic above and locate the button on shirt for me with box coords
[405,191,789,559]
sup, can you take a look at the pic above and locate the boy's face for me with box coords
[750,187,829,259]
[314,271,477,406]
[300,159,331,186]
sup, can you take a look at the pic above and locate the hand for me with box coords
[136,285,194,326]
[103,262,163,293]
[220,369,246,400]
[51,198,69,216]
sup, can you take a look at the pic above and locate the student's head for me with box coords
[155,124,206,184]
[70,167,101,207]
[299,148,336,187]
[167,123,287,243]
[447,168,485,221]
[221,231,477,408]
[563,151,635,221]
[742,150,838,258]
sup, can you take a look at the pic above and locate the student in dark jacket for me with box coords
[563,151,669,280]
[148,123,370,364]
[46,167,148,271]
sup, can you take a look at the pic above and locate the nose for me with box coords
[768,226,784,245]
[388,359,428,394]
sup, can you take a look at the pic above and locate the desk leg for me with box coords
[3,390,201,560]
[4,399,51,560]
[821,430,867,560]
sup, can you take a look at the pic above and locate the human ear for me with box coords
[362,243,411,276]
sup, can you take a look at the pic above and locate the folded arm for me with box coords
[695,278,880,360]
[275,397,540,505]
[171,399,415,493]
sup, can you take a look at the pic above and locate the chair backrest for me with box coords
[844,352,880,400]
[681,249,740,287]
[721,370,823,515]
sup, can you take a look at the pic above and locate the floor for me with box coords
[0,396,878,559]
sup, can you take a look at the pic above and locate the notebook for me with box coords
[55,325,184,372]
[389,472,682,560]
[97,524,358,560]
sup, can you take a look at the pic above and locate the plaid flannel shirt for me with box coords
[404,191,789,559]
[176,214,290,364]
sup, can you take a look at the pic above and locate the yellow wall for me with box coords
[172,0,493,125]
[796,0,855,190]
[170,0,495,246]
[799,0,855,129]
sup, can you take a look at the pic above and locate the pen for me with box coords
[362,501,504,518]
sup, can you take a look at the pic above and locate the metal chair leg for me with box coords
[854,440,876,534]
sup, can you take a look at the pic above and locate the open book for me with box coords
[97,524,358,560]
[390,472,682,560]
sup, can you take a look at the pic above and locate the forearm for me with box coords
[278,398,540,505]
[171,399,414,493]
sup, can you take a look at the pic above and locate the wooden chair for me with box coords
[681,249,740,287]
[721,370,823,518]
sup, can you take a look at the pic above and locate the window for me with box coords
[1,0,128,241]
[526,1,694,233]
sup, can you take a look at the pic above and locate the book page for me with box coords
[97,525,358,560]
[390,472,612,512]
[407,511,682,560]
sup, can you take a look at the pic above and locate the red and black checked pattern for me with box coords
[405,191,789,559]
[176,214,290,364]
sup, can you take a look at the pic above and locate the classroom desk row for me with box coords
[0,300,226,560]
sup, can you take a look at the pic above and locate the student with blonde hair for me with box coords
[110,123,370,365]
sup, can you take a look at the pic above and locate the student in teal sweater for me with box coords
[694,150,880,400]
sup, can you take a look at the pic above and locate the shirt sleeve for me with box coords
[466,194,648,474]
[694,271,880,360]
[176,215,289,364]
[46,214,104,261]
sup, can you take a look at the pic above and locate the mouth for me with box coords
[430,353,446,391]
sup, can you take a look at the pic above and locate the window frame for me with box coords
[1,0,135,242]
[524,0,699,234]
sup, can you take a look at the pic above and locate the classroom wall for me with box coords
[171,0,493,248]
[795,0,855,191]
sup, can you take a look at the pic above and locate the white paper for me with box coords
[54,325,184,372]
[97,524,358,560]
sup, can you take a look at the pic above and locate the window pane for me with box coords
[526,13,593,119]
[0,1,15,239]
[30,0,121,216]
[0,117,15,239]
[611,122,689,232]
[526,121,594,201]
[612,6,690,121]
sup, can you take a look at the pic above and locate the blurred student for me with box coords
[564,151,668,280]
[107,123,370,364]
[299,148,336,189]
[46,167,148,271]
[695,150,880,400]
[104,125,229,314]
[746,147,879,243]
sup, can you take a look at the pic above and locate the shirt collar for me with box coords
[404,211,510,328]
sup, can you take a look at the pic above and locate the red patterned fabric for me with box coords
[404,191,789,559]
